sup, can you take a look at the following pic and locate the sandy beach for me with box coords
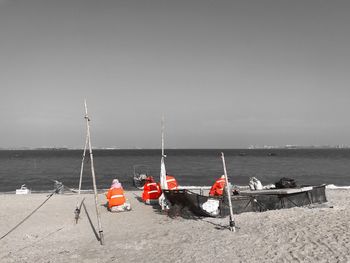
[0,189,349,263]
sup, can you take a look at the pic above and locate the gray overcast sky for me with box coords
[1,0,350,148]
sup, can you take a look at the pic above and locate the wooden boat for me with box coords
[163,184,327,218]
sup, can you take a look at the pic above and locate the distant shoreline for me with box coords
[1,184,350,195]
[0,146,350,151]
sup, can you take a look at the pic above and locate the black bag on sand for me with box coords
[275,177,297,188]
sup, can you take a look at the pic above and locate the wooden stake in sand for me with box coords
[75,130,88,223]
[221,152,236,232]
[75,100,104,245]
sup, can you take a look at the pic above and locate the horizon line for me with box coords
[0,145,349,150]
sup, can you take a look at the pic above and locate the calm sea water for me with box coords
[0,149,350,192]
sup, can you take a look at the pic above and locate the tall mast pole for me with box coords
[78,136,88,196]
[159,116,168,210]
[221,152,236,232]
[160,116,167,190]
[84,99,104,245]
[161,116,165,158]
[75,134,88,223]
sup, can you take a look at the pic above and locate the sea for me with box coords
[0,148,350,193]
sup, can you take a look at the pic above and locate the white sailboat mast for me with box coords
[160,117,167,190]
[159,117,168,210]
[161,117,165,158]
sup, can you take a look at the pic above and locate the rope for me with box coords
[50,180,85,223]
[50,179,77,193]
[0,185,62,240]
[75,197,85,224]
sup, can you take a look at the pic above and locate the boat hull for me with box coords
[163,185,327,218]
[164,189,220,217]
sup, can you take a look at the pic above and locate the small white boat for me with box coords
[16,184,31,194]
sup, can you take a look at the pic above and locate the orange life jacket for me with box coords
[142,181,162,201]
[209,177,226,196]
[166,175,178,190]
[106,187,126,208]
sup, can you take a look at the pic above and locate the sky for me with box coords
[1,0,350,149]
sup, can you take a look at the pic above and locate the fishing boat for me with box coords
[15,184,31,194]
[163,153,327,218]
[164,184,327,218]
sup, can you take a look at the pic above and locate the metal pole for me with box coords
[84,100,104,245]
[221,152,236,232]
